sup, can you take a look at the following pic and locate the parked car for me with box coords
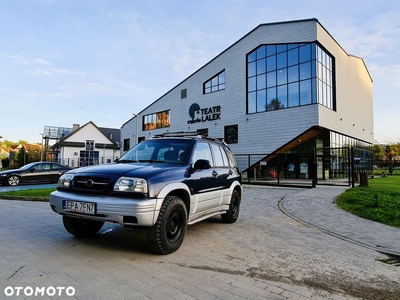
[49,133,242,254]
[0,162,72,186]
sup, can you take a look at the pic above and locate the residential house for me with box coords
[52,122,121,168]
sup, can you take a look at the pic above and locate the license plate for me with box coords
[63,200,96,215]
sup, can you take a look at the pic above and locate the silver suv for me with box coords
[49,134,242,254]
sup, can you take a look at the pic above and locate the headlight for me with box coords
[58,173,75,187]
[114,177,148,193]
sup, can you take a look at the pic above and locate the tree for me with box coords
[16,147,30,167]
[1,139,18,148]
[267,98,285,111]
[372,144,385,162]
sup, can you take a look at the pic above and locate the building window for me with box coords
[181,89,187,99]
[80,150,99,167]
[204,70,225,94]
[143,110,170,131]
[224,125,238,144]
[197,128,209,137]
[85,140,94,151]
[247,43,334,114]
[123,138,130,151]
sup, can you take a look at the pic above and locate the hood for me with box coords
[68,163,182,178]
[0,169,19,176]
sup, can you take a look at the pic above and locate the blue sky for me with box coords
[1,0,399,144]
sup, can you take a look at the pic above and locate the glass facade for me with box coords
[329,131,371,149]
[247,43,334,113]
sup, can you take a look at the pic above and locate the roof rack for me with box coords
[152,131,216,140]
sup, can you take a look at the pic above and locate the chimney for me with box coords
[72,124,80,132]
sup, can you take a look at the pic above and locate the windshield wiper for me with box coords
[138,159,164,163]
[116,159,136,163]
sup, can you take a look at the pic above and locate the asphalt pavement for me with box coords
[0,184,399,299]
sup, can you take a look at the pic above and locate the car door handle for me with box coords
[212,171,218,177]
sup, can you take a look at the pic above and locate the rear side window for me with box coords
[210,144,226,167]
[225,147,238,168]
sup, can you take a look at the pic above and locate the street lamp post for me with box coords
[133,113,139,145]
[39,133,44,161]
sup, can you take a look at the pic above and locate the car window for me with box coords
[120,139,191,163]
[137,144,156,161]
[192,142,213,166]
[210,144,225,167]
[219,146,229,166]
[38,163,51,170]
[224,147,238,168]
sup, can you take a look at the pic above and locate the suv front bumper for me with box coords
[49,190,159,227]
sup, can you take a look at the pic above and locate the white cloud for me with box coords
[52,68,86,77]
[9,54,28,65]
[33,68,51,76]
[35,58,51,65]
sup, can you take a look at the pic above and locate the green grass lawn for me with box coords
[336,175,400,228]
[0,188,55,201]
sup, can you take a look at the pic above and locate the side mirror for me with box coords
[30,168,35,172]
[193,159,211,170]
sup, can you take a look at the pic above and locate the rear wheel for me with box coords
[62,216,104,236]
[146,195,187,254]
[221,189,240,223]
[7,175,20,186]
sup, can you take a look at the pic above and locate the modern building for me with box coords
[121,18,373,181]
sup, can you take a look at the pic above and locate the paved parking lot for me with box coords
[0,185,400,300]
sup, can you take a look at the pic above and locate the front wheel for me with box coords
[62,216,104,236]
[221,189,241,223]
[146,195,187,254]
[7,175,20,186]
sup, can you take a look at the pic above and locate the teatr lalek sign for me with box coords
[187,103,221,124]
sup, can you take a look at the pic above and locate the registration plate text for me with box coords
[63,201,96,215]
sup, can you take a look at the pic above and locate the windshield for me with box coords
[119,139,191,164]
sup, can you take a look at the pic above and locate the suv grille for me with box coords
[74,176,111,192]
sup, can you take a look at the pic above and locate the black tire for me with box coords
[221,189,240,223]
[7,175,20,186]
[62,215,104,237]
[146,195,187,254]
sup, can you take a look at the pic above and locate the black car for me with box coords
[50,133,242,254]
[0,162,72,186]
